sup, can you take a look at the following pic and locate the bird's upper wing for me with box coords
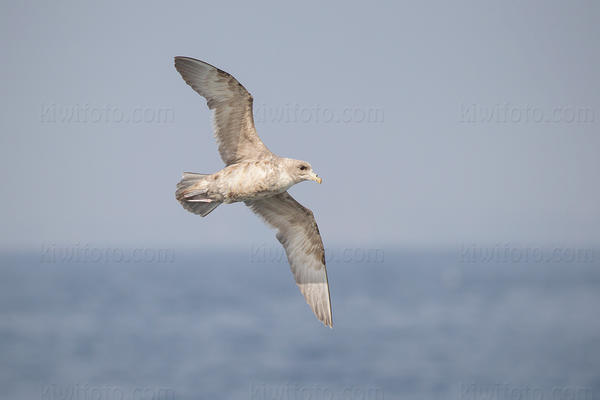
[245,192,332,327]
[174,57,273,165]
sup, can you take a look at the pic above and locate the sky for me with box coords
[0,0,598,251]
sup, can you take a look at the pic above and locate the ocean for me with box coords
[1,249,599,400]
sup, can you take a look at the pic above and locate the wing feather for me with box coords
[246,192,332,327]
[174,56,272,164]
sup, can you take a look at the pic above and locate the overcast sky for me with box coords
[1,1,598,251]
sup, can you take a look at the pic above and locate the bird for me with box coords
[174,57,332,327]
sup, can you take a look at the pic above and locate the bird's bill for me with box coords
[310,173,322,184]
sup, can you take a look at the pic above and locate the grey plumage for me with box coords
[174,57,332,327]
[176,173,221,217]
[246,193,331,327]
[174,57,272,165]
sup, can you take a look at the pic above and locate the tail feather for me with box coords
[176,172,221,217]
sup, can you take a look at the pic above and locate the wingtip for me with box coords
[320,313,333,328]
[174,56,193,68]
[173,56,183,71]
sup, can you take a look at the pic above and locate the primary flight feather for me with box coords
[174,57,332,327]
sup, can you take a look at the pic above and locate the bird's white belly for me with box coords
[213,161,293,203]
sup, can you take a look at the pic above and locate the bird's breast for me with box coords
[215,161,291,203]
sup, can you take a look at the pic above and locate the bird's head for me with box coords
[286,159,322,184]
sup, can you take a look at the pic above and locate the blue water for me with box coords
[1,250,599,400]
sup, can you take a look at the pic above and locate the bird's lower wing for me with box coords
[245,192,332,327]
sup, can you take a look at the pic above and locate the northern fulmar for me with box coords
[174,57,332,327]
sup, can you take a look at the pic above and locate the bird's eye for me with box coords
[299,165,307,171]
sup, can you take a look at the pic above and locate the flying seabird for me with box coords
[174,57,332,327]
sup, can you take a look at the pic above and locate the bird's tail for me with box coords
[176,172,221,217]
